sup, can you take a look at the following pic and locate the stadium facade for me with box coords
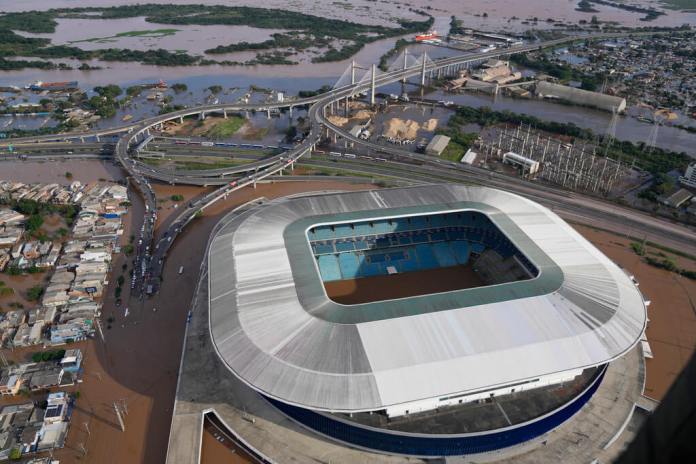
[207,185,647,456]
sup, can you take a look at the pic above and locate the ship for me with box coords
[415,30,439,42]
[141,79,168,89]
[27,81,78,91]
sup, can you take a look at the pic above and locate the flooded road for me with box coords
[0,159,125,185]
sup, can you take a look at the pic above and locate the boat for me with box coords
[415,30,439,42]
[141,79,168,89]
[27,81,78,91]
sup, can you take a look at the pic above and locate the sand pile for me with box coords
[422,118,438,131]
[384,118,421,139]
[328,115,349,126]
[353,110,374,120]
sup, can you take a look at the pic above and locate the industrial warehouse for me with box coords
[203,184,648,457]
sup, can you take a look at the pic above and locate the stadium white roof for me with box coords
[207,185,646,412]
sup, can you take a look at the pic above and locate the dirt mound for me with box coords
[353,110,374,120]
[328,115,349,126]
[384,118,420,139]
[422,118,438,131]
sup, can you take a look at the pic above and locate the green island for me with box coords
[0,5,433,70]
[70,28,181,44]
[580,0,665,21]
[660,0,696,9]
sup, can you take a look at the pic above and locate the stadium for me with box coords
[207,184,647,457]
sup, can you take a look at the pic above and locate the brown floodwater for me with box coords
[0,159,125,185]
[1,0,694,86]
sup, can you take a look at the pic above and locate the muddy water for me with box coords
[425,90,696,157]
[2,0,695,29]
[0,0,693,86]
[18,17,285,55]
[0,159,125,185]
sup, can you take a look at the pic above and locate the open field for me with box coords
[70,28,181,44]
[325,264,485,304]
[205,116,246,139]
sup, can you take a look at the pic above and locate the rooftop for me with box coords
[208,185,646,412]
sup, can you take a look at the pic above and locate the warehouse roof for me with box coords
[536,81,626,113]
[207,185,646,412]
[425,134,450,155]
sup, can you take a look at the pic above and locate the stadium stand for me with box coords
[309,212,538,283]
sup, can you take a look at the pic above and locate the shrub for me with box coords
[26,286,43,301]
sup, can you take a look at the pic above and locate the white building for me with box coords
[680,162,696,189]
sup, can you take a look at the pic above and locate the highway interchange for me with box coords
[2,29,694,294]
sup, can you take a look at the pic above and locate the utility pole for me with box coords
[370,64,376,106]
[96,317,106,343]
[402,49,409,83]
[114,401,126,432]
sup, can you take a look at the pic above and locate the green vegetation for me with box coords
[126,85,144,97]
[378,38,410,72]
[65,171,73,179]
[432,130,478,162]
[446,106,690,174]
[31,349,66,363]
[159,104,185,115]
[171,83,188,93]
[629,241,696,279]
[9,447,21,460]
[205,115,245,139]
[0,282,14,297]
[510,53,602,90]
[170,194,184,201]
[25,214,44,233]
[637,173,674,202]
[630,242,646,256]
[70,28,180,44]
[298,85,333,99]
[576,1,599,13]
[86,84,122,118]
[173,160,242,170]
[122,244,134,255]
[207,85,223,94]
[581,0,664,21]
[26,286,44,301]
[0,11,57,33]
[660,0,696,10]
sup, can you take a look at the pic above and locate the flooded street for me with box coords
[0,159,125,185]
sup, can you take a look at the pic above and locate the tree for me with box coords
[170,194,184,201]
[171,83,187,93]
[26,286,43,301]
[26,214,43,232]
[65,171,73,179]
